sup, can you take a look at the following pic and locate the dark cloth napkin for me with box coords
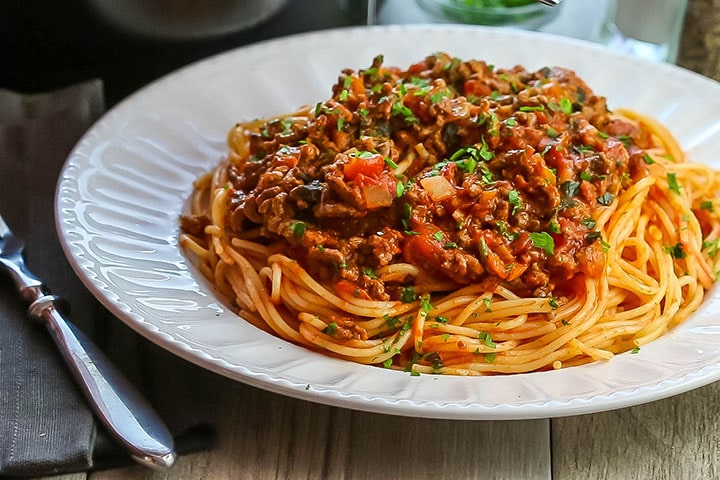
[0,81,219,477]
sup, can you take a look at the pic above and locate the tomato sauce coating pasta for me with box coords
[180,53,720,375]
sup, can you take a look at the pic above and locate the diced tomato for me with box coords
[403,233,444,268]
[343,153,385,180]
[463,79,492,97]
[335,279,371,300]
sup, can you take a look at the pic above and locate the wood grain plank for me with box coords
[89,378,551,480]
[552,382,720,480]
[36,475,86,480]
[325,409,551,480]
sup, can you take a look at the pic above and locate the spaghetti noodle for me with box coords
[180,53,720,375]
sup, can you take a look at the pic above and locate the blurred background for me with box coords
[0,0,715,108]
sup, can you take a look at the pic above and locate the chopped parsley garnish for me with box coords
[362,267,378,279]
[432,231,444,242]
[597,191,615,206]
[560,181,580,197]
[703,239,720,256]
[400,286,418,303]
[664,242,686,259]
[391,100,418,124]
[337,117,345,132]
[435,316,449,324]
[484,353,497,363]
[530,232,555,255]
[520,105,545,112]
[339,89,349,101]
[289,221,306,238]
[667,172,681,194]
[549,298,559,309]
[561,319,569,326]
[508,190,522,215]
[642,154,655,164]
[383,358,393,368]
[580,171,594,182]
[478,331,497,348]
[573,145,594,155]
[323,322,338,335]
[420,295,434,315]
[384,157,399,169]
[396,181,405,198]
[560,97,573,115]
[586,231,602,244]
[483,296,492,312]
[631,346,641,354]
[444,242,458,249]
[549,220,561,233]
[581,218,597,229]
[701,200,714,212]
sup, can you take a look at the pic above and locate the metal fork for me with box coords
[537,0,562,6]
[0,214,176,471]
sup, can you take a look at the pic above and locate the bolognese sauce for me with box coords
[194,53,652,301]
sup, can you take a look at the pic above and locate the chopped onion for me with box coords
[362,183,394,208]
[420,175,456,202]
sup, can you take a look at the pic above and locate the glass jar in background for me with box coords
[600,0,689,63]
[415,0,562,30]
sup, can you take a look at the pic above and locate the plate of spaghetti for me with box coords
[57,25,720,419]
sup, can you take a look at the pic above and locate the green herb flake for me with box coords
[642,154,655,165]
[483,296,492,313]
[400,286,418,303]
[560,97,573,115]
[561,180,580,197]
[701,200,714,212]
[441,333,450,342]
[580,171,593,182]
[420,294,434,315]
[549,220,561,233]
[520,105,545,112]
[530,232,555,256]
[339,89,349,101]
[337,117,345,132]
[508,190,522,215]
[324,322,338,335]
[396,181,405,198]
[549,298,559,309]
[667,172,681,194]
[435,316,449,324]
[703,239,720,256]
[289,221,306,238]
[664,242,686,259]
[478,331,497,348]
[631,346,641,354]
[561,319,569,326]
[597,191,615,206]
[581,218,597,229]
[432,231,443,242]
[385,157,399,169]
[484,353,496,363]
[362,267,378,279]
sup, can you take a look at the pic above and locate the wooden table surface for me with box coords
[35,2,720,479]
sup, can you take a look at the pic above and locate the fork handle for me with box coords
[28,294,176,470]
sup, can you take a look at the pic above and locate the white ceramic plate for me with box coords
[56,25,720,420]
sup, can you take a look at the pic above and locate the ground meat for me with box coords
[197,53,651,300]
